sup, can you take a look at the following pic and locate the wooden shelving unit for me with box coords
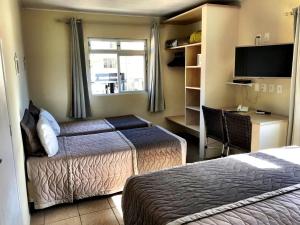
[185,42,201,125]
[164,4,239,158]
[166,41,201,131]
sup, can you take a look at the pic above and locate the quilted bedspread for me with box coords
[59,119,113,136]
[122,146,300,225]
[59,115,151,137]
[27,126,186,209]
[176,185,300,225]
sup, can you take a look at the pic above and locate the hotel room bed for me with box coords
[122,146,300,225]
[59,114,152,136]
[26,126,186,209]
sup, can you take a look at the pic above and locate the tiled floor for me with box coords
[30,194,123,225]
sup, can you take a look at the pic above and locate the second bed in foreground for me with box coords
[123,146,300,225]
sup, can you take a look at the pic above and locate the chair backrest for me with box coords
[202,106,227,144]
[224,112,252,151]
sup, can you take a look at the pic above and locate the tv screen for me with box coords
[235,44,294,78]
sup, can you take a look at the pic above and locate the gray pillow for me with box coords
[20,109,45,156]
[29,100,40,123]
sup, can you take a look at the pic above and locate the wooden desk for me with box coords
[226,110,288,152]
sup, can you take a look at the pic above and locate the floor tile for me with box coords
[78,199,110,215]
[108,194,122,209]
[112,207,123,225]
[46,217,81,225]
[80,209,119,225]
[44,204,79,224]
[31,211,45,225]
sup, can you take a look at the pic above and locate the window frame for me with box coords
[87,38,148,96]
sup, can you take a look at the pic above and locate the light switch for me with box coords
[276,85,283,94]
[260,84,267,93]
[269,84,275,93]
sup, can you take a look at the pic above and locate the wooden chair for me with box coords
[202,106,228,158]
[224,112,252,156]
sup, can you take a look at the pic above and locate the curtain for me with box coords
[148,20,165,113]
[288,7,300,145]
[70,18,91,119]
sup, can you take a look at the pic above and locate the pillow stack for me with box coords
[21,101,61,157]
[37,115,59,157]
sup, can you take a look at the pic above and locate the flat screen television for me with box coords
[234,44,294,78]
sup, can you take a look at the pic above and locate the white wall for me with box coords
[22,9,195,129]
[0,0,30,224]
[236,0,299,116]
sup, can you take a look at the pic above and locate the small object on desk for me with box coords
[233,79,252,84]
[256,110,272,115]
[237,105,249,112]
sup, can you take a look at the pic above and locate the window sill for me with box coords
[91,91,148,97]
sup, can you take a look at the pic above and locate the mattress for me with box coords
[27,126,186,209]
[122,146,300,225]
[59,115,151,136]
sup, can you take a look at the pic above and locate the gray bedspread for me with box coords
[173,184,300,225]
[27,126,186,209]
[59,119,113,136]
[59,115,151,137]
[122,146,300,225]
[120,126,186,174]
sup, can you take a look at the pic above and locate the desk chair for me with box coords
[202,106,228,158]
[224,112,252,156]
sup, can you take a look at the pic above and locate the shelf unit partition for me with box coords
[185,44,201,126]
[164,4,239,159]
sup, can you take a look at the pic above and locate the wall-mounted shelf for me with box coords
[167,42,201,50]
[186,65,201,69]
[226,82,253,87]
[186,106,201,111]
[186,86,201,90]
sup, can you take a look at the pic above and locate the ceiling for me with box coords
[21,0,240,17]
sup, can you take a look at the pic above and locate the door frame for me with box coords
[0,39,22,225]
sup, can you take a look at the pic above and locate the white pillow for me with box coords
[40,109,60,136]
[37,117,59,157]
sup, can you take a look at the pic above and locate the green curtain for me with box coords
[288,7,300,145]
[148,21,165,113]
[70,18,91,119]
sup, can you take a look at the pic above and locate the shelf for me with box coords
[226,82,253,87]
[167,42,201,50]
[186,65,201,69]
[186,86,201,90]
[186,106,201,111]
[163,5,203,25]
[166,115,200,132]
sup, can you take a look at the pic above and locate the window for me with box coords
[88,38,147,95]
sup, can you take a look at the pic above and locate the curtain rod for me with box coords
[285,11,295,16]
[56,18,153,26]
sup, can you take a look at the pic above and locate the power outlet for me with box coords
[254,83,260,92]
[269,84,275,93]
[263,33,270,43]
[260,83,267,93]
[276,85,283,94]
